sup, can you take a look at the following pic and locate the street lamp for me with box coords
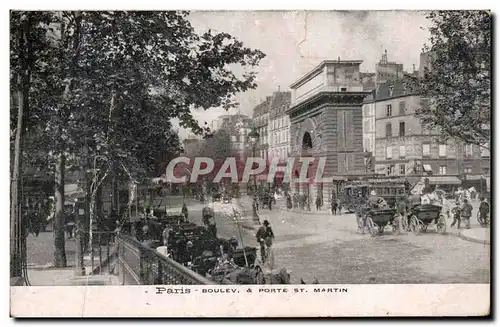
[248,128,260,225]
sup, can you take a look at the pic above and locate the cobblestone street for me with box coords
[183,196,490,284]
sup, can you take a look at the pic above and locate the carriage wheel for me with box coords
[409,216,421,236]
[476,211,488,227]
[436,215,447,234]
[421,224,428,233]
[378,225,385,234]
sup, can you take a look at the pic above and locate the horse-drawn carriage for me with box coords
[364,207,399,237]
[341,178,409,214]
[402,203,447,235]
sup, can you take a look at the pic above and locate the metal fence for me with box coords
[116,234,213,285]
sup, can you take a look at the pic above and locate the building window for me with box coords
[386,164,395,176]
[385,123,392,137]
[465,144,473,157]
[423,143,430,157]
[399,145,406,158]
[399,101,405,115]
[386,146,392,159]
[439,165,447,175]
[386,104,392,117]
[341,87,347,92]
[464,167,472,174]
[399,122,405,137]
[439,144,447,157]
[399,164,406,175]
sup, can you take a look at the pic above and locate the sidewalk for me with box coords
[25,230,118,286]
[459,228,490,245]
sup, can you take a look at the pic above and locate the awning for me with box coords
[426,176,461,185]
[423,164,433,172]
[64,184,85,197]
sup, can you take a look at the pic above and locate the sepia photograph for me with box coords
[9,8,491,317]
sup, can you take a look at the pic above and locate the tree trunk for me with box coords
[10,77,25,278]
[53,153,67,267]
[10,15,31,278]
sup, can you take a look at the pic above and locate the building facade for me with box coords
[252,97,271,160]
[362,95,376,154]
[375,50,404,86]
[373,80,490,192]
[287,60,368,202]
[215,114,254,158]
[268,91,292,162]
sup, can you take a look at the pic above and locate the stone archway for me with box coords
[302,132,313,153]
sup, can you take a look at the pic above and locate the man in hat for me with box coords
[460,198,473,229]
[202,205,217,237]
[478,196,490,227]
[256,220,275,263]
[451,200,462,229]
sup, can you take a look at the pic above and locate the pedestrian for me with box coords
[65,208,76,239]
[181,203,188,221]
[256,220,275,263]
[202,205,217,237]
[315,195,322,211]
[460,198,473,229]
[331,197,338,215]
[268,194,273,211]
[478,196,490,227]
[450,200,462,229]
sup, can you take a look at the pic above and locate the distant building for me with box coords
[268,91,292,163]
[360,72,376,91]
[182,137,203,157]
[252,96,271,160]
[375,50,404,86]
[372,79,490,192]
[217,113,254,157]
[418,51,434,79]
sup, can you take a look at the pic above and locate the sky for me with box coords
[174,10,432,139]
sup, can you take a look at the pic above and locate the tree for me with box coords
[10,11,55,277]
[416,11,491,149]
[201,129,234,159]
[11,11,266,271]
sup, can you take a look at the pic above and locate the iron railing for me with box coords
[116,233,213,285]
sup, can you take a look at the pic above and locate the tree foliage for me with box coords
[10,11,266,267]
[416,10,491,148]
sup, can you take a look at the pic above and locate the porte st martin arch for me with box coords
[287,60,370,203]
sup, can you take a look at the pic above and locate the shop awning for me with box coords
[426,176,461,185]
[423,164,433,172]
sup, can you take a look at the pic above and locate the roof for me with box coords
[290,60,363,89]
[374,77,418,102]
